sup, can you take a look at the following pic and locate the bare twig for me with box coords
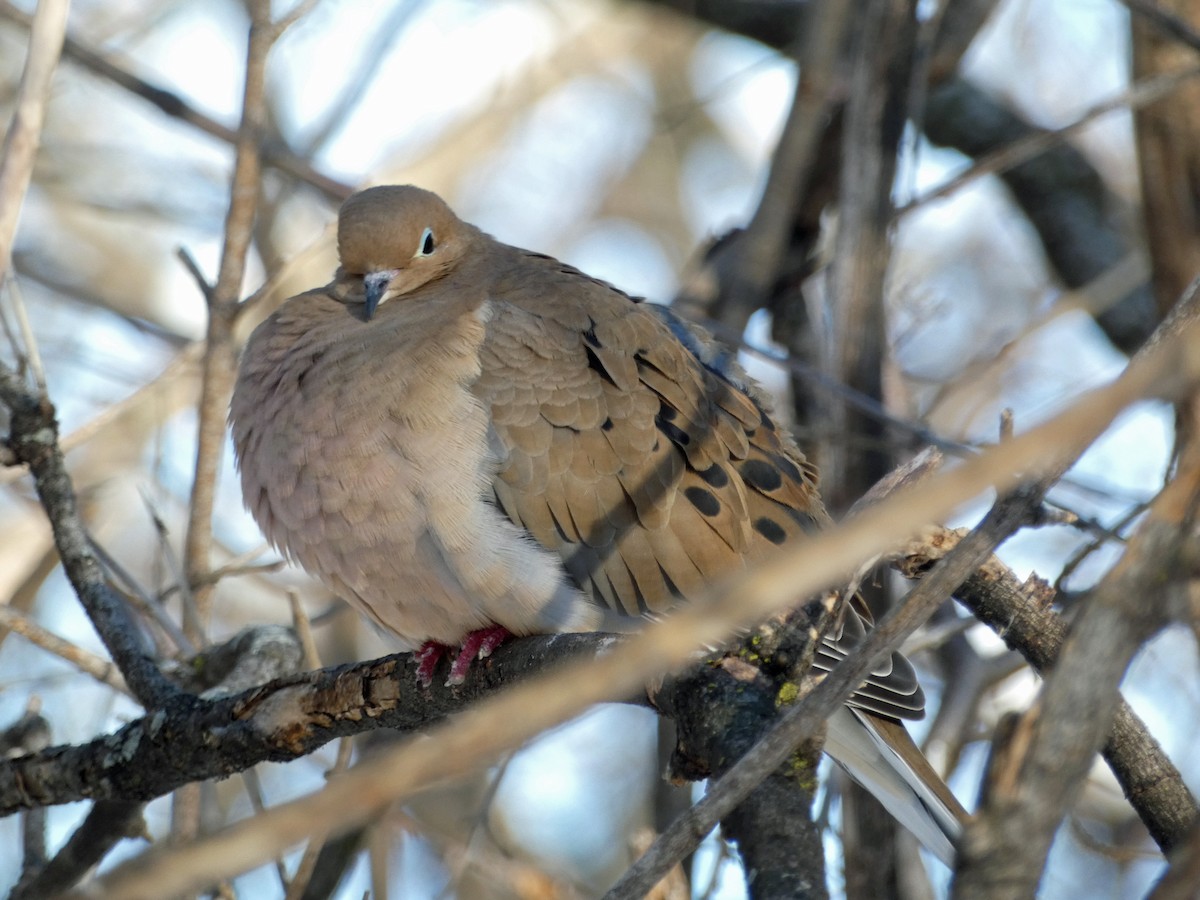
[902,65,1200,217]
[0,365,183,709]
[0,0,68,284]
[89,536,195,657]
[607,481,1054,900]
[951,289,1200,892]
[241,767,291,892]
[0,0,353,203]
[955,468,1197,893]
[175,247,214,302]
[297,1,422,156]
[675,0,852,333]
[1123,0,1200,52]
[7,701,51,893]
[905,526,1198,853]
[183,0,315,629]
[3,274,45,392]
[288,591,321,672]
[11,800,147,899]
[0,604,129,693]
[0,342,204,488]
[283,739,353,900]
[1148,822,1200,900]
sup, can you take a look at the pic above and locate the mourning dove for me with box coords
[229,184,966,863]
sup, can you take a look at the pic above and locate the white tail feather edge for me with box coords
[824,707,963,866]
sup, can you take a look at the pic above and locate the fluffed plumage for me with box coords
[229,184,966,863]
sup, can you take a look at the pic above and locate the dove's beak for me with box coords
[363,270,396,320]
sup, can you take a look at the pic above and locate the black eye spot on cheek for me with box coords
[684,486,721,517]
[422,231,435,255]
[754,517,787,545]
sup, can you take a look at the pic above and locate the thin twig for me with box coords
[900,66,1200,217]
[183,0,315,629]
[89,536,195,657]
[241,767,292,892]
[283,739,354,900]
[0,364,182,708]
[0,0,352,203]
[0,0,68,284]
[0,342,204,488]
[11,800,147,899]
[1122,0,1200,52]
[175,247,214,302]
[4,274,45,392]
[288,591,321,671]
[915,525,1199,853]
[8,700,51,891]
[0,604,130,694]
[140,492,204,644]
[954,467,1197,892]
[606,483,1054,899]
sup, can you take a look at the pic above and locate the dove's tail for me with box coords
[825,707,967,866]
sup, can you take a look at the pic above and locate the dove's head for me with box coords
[337,185,470,319]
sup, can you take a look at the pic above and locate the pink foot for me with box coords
[446,625,513,685]
[415,641,448,688]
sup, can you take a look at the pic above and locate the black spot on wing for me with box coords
[754,517,787,545]
[684,486,721,517]
[657,415,690,447]
[771,452,804,484]
[786,506,822,533]
[698,464,729,488]
[740,458,783,492]
[751,396,776,431]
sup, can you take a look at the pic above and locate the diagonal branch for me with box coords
[607,479,1053,900]
[954,444,1200,894]
[902,527,1198,854]
[0,365,185,709]
[182,0,316,630]
[0,0,68,283]
[0,0,352,203]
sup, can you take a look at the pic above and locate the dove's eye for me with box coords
[416,227,435,257]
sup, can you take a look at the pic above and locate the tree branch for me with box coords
[0,633,613,815]
[0,0,352,203]
[0,365,184,710]
[606,477,1053,899]
[183,0,315,628]
[954,460,1199,894]
[900,527,1199,854]
[0,0,67,283]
